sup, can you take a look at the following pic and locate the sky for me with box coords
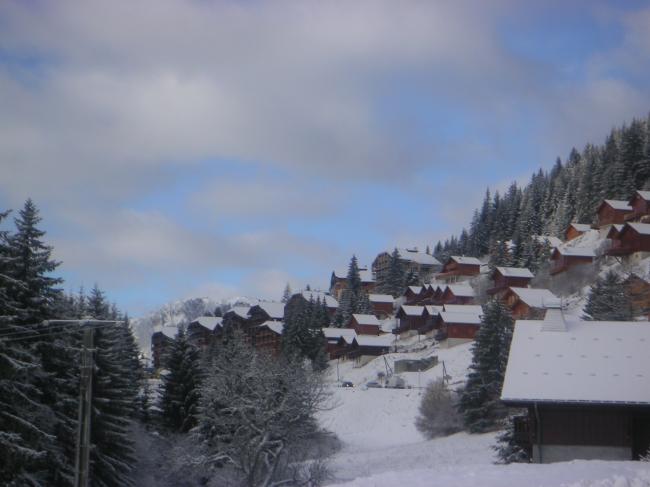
[1,0,650,316]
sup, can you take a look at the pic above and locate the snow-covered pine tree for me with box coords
[493,414,529,464]
[6,199,63,325]
[160,325,202,433]
[488,240,513,269]
[458,299,514,433]
[281,282,292,303]
[582,271,634,321]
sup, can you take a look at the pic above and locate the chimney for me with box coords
[541,299,567,332]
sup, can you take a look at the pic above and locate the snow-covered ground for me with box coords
[319,337,650,486]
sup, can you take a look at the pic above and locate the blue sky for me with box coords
[1,0,649,315]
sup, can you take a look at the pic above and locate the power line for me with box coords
[0,323,117,344]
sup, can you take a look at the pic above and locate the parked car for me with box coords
[385,375,406,389]
[340,380,354,388]
[365,381,382,388]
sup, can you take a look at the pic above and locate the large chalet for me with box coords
[329,266,375,301]
[501,287,559,319]
[550,247,595,275]
[596,199,632,227]
[437,256,482,282]
[502,308,650,463]
[488,266,534,295]
[372,248,442,284]
[627,190,650,222]
[607,222,650,262]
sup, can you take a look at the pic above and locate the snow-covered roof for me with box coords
[352,314,380,326]
[354,334,395,348]
[302,291,339,308]
[399,305,425,316]
[231,306,251,319]
[495,267,534,279]
[607,224,625,235]
[625,222,650,236]
[533,235,562,249]
[424,305,443,316]
[259,320,284,335]
[442,304,483,315]
[254,302,285,319]
[450,256,482,266]
[568,223,592,233]
[602,199,632,211]
[631,190,650,202]
[502,318,650,405]
[321,327,357,344]
[160,326,177,340]
[445,285,475,297]
[407,285,423,294]
[396,248,442,266]
[427,282,444,291]
[439,312,482,325]
[332,267,375,283]
[190,316,223,331]
[554,246,596,257]
[368,294,394,304]
[506,287,558,308]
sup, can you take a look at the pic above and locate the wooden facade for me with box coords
[372,248,442,286]
[623,274,650,318]
[151,328,175,370]
[350,314,381,335]
[627,191,650,222]
[488,267,533,295]
[249,322,283,357]
[437,256,481,282]
[440,285,475,305]
[187,317,223,351]
[510,404,650,463]
[550,248,594,275]
[403,285,424,305]
[368,294,394,318]
[395,305,426,334]
[329,267,376,301]
[565,223,591,241]
[607,223,650,257]
[501,288,557,319]
[596,200,632,227]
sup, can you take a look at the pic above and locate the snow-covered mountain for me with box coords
[132,295,258,356]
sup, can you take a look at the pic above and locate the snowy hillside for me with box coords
[132,295,258,355]
[319,336,650,486]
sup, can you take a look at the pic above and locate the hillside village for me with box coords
[149,186,650,474]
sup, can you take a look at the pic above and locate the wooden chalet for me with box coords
[501,287,558,319]
[329,266,376,301]
[247,302,285,327]
[437,256,481,282]
[403,285,425,305]
[550,247,595,275]
[286,291,339,317]
[221,305,252,332]
[372,248,442,285]
[623,274,650,318]
[350,314,381,335]
[395,305,426,334]
[440,284,475,305]
[596,199,632,227]
[187,316,223,350]
[626,190,650,222]
[349,334,394,359]
[368,293,394,318]
[488,266,534,295]
[605,224,624,241]
[606,222,650,260]
[564,223,591,241]
[502,309,650,463]
[151,326,177,369]
[439,311,482,346]
[322,327,357,360]
[249,321,284,357]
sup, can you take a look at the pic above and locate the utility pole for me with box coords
[74,326,94,487]
[45,319,121,487]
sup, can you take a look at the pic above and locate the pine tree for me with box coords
[281,282,292,303]
[6,199,63,325]
[583,271,633,321]
[458,300,514,433]
[493,414,529,464]
[160,325,202,433]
